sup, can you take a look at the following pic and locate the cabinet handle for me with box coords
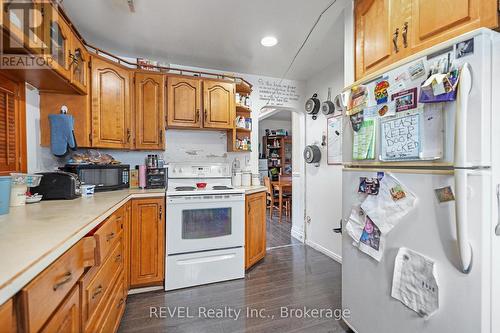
[92,285,103,299]
[196,109,200,122]
[106,232,115,242]
[159,206,163,220]
[393,28,400,53]
[204,109,208,122]
[53,272,72,291]
[159,129,163,143]
[118,298,125,308]
[115,254,122,262]
[402,22,408,48]
[126,128,131,143]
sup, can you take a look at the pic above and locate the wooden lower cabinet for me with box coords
[5,196,166,333]
[0,299,16,333]
[245,192,267,270]
[130,198,165,288]
[40,285,80,333]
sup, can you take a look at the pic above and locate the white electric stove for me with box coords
[165,162,245,291]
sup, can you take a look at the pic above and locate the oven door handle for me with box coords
[177,253,236,265]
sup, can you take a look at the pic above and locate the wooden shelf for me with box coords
[236,127,252,132]
[236,104,251,113]
[235,79,253,95]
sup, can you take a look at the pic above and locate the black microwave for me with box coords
[61,164,130,192]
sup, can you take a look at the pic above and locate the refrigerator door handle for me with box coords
[495,184,500,236]
[455,169,473,273]
[454,63,473,168]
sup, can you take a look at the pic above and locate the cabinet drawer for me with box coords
[0,299,16,333]
[82,237,123,331]
[94,212,122,265]
[97,278,126,333]
[40,285,80,333]
[20,240,86,333]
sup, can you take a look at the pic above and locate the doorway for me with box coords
[258,107,306,249]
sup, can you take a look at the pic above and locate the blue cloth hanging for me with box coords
[49,114,77,157]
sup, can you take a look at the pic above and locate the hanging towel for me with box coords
[49,114,78,157]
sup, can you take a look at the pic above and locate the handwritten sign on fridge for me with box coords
[380,112,420,161]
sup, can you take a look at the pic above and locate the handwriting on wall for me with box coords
[256,78,300,107]
[380,113,420,160]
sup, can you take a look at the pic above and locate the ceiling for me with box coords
[61,0,347,80]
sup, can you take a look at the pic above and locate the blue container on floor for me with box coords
[0,176,11,215]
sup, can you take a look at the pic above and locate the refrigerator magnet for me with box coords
[392,87,418,112]
[374,77,390,104]
[434,186,455,203]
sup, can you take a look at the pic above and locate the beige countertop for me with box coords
[0,189,165,305]
[239,185,267,195]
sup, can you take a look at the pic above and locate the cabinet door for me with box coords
[0,74,26,175]
[203,80,235,129]
[245,192,267,269]
[44,6,72,81]
[130,198,165,287]
[40,285,80,333]
[410,0,498,52]
[135,73,165,150]
[354,0,394,80]
[167,76,201,128]
[70,34,89,94]
[123,202,131,294]
[91,56,132,149]
[0,299,16,333]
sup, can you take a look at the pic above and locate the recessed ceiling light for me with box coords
[261,36,278,47]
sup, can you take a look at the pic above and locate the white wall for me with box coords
[303,49,345,262]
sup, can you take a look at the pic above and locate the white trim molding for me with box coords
[305,239,342,264]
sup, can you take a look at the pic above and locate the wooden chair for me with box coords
[278,175,292,219]
[264,176,280,219]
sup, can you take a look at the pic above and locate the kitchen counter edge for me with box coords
[0,189,165,306]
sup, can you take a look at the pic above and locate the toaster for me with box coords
[31,171,81,200]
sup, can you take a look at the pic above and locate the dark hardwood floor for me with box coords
[266,209,300,249]
[118,245,350,333]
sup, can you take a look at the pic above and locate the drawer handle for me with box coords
[118,298,124,308]
[92,285,103,299]
[115,254,122,262]
[106,232,116,242]
[53,272,72,291]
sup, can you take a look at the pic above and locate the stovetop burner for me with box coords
[175,186,196,191]
[212,185,233,190]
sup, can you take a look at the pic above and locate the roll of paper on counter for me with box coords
[139,165,146,189]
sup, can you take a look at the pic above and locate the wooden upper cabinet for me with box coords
[167,76,202,128]
[245,192,266,270]
[43,6,72,81]
[130,198,165,288]
[135,72,165,150]
[203,80,235,129]
[354,0,498,80]
[69,34,89,94]
[355,0,394,79]
[91,56,132,149]
[0,74,26,175]
[410,0,498,52]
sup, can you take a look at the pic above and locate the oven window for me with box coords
[182,208,232,239]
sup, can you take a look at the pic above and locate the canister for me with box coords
[232,172,242,187]
[242,171,252,187]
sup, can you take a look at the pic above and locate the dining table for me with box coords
[271,179,292,222]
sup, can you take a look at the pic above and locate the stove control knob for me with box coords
[179,168,183,173]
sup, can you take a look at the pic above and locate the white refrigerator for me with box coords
[341,28,500,333]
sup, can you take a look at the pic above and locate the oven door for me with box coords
[166,193,245,254]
